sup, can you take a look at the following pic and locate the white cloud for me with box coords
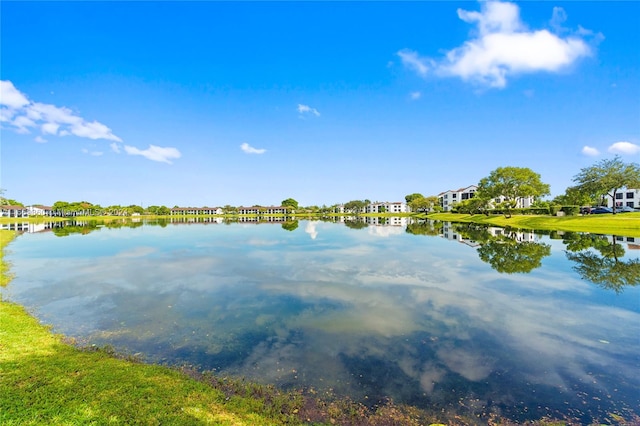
[1,80,183,164]
[410,91,422,100]
[305,221,318,240]
[549,6,567,32]
[81,148,104,156]
[581,146,600,156]
[397,49,430,77]
[0,80,30,108]
[123,144,182,164]
[0,80,122,141]
[240,142,266,155]
[398,2,593,89]
[608,141,640,155]
[12,115,36,133]
[297,104,320,117]
[41,122,60,135]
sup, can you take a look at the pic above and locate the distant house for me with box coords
[364,202,410,214]
[438,185,477,212]
[27,205,53,217]
[170,207,223,216]
[606,188,639,210]
[236,206,289,215]
[0,205,29,218]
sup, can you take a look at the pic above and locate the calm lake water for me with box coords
[2,218,639,423]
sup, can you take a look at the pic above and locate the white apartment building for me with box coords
[491,195,535,209]
[364,201,410,214]
[438,185,536,211]
[606,188,639,209]
[438,185,477,212]
[170,207,224,215]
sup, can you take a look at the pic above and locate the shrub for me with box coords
[560,205,581,216]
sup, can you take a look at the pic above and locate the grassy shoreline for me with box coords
[424,212,640,237]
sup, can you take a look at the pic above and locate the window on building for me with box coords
[616,193,623,199]
[627,192,634,198]
[627,202,635,207]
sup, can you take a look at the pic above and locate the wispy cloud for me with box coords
[123,144,181,164]
[398,50,431,77]
[608,141,640,155]
[1,80,182,164]
[410,91,422,100]
[581,146,600,156]
[297,104,320,117]
[240,142,266,155]
[1,80,122,141]
[81,148,104,157]
[398,2,595,89]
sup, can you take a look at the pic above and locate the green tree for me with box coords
[409,196,438,212]
[477,233,551,274]
[281,220,299,231]
[572,156,640,214]
[127,205,144,214]
[405,193,424,204]
[477,166,550,217]
[147,205,170,215]
[281,198,299,210]
[454,195,491,215]
[552,186,597,207]
[343,200,366,214]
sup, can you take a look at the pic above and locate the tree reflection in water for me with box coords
[462,225,551,274]
[563,233,640,293]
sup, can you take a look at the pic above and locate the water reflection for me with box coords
[563,233,640,293]
[2,219,639,423]
[450,224,552,274]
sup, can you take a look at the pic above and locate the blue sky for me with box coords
[1,1,639,207]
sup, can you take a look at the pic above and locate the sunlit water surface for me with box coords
[3,219,639,423]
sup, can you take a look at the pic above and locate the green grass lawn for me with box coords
[425,212,640,237]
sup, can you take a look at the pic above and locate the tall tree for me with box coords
[477,166,550,217]
[409,195,439,212]
[572,156,640,214]
[405,193,424,204]
[552,186,597,207]
[281,198,299,210]
[343,200,366,214]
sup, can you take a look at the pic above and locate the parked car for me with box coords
[580,206,592,215]
[616,206,636,213]
[591,206,613,214]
